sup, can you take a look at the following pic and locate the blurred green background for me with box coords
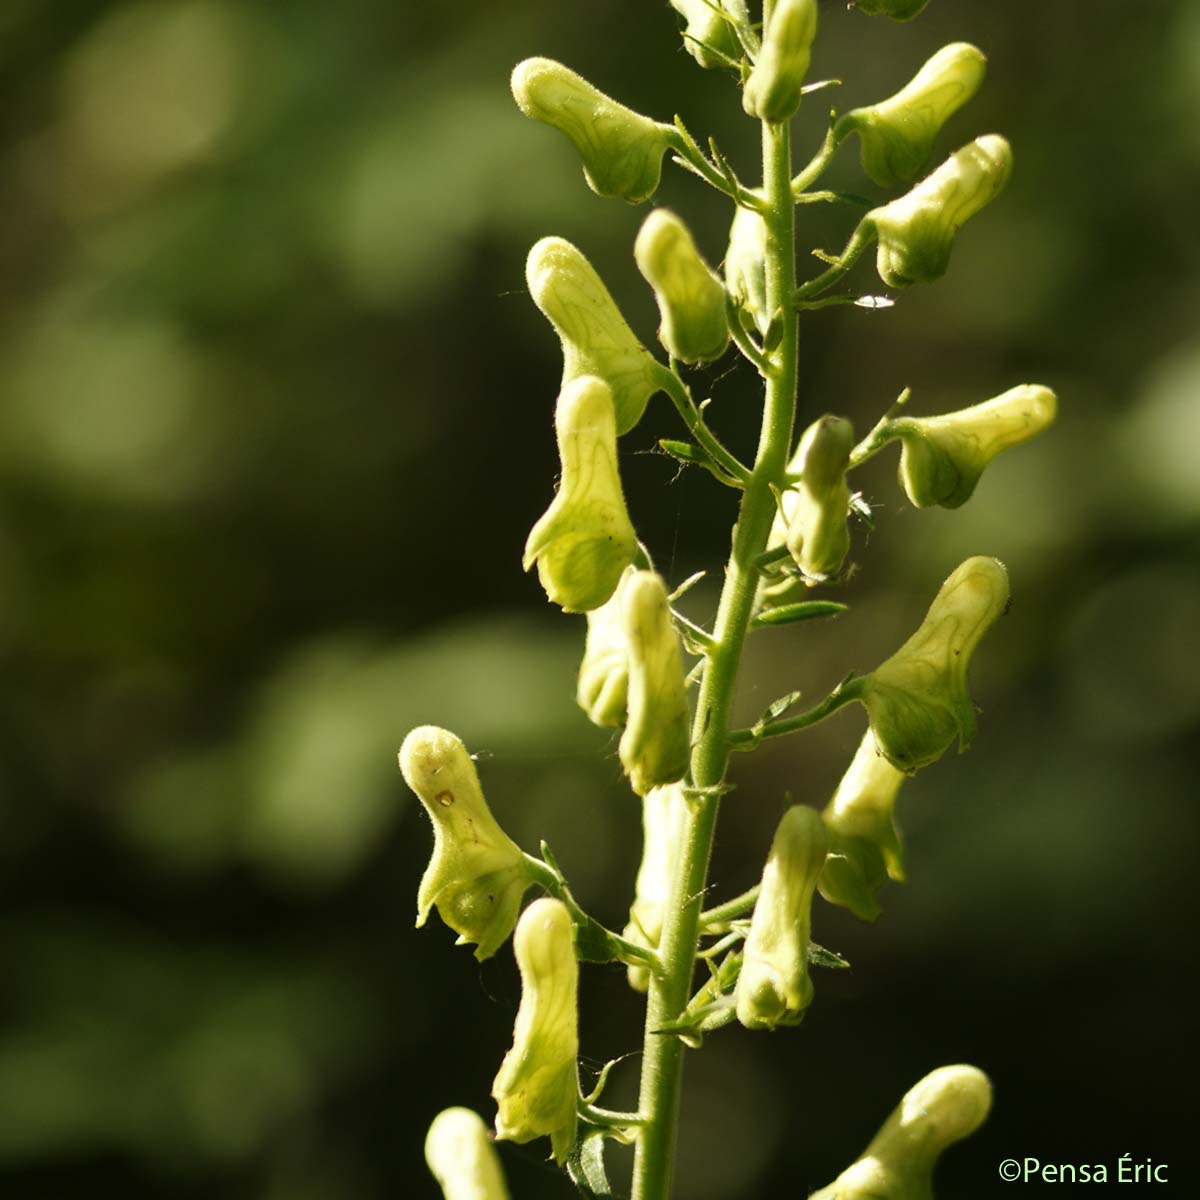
[1,0,1198,1196]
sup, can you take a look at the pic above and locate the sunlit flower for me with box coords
[736,805,828,1030]
[492,898,579,1165]
[401,726,533,961]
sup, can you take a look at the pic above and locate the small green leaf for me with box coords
[668,570,706,601]
[808,940,851,970]
[754,543,793,572]
[540,840,565,878]
[753,600,849,628]
[849,492,874,525]
[660,438,707,465]
[763,690,803,722]
[567,1130,614,1198]
[763,310,784,351]
[573,918,619,964]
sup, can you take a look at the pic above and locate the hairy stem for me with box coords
[631,100,798,1200]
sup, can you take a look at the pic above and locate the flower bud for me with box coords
[743,0,818,123]
[861,556,1010,773]
[623,783,688,992]
[852,0,932,23]
[526,237,663,435]
[523,376,638,613]
[890,383,1057,509]
[511,58,669,203]
[619,571,691,796]
[425,1107,512,1200]
[635,209,730,364]
[809,1065,993,1199]
[818,729,906,921]
[724,198,769,334]
[868,135,1012,288]
[576,568,632,727]
[837,43,987,188]
[781,414,855,584]
[736,805,828,1031]
[401,726,534,961]
[670,0,741,70]
[492,898,580,1165]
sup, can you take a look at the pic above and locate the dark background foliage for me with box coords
[1,1,1198,1196]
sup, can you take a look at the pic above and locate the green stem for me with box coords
[658,368,752,485]
[523,854,663,973]
[791,123,838,196]
[630,104,798,1200]
[848,387,912,467]
[665,122,764,210]
[727,676,863,749]
[699,885,761,931]
[725,294,770,375]
[792,222,875,303]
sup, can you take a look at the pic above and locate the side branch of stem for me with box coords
[658,368,752,485]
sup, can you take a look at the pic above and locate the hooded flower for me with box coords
[526,236,664,435]
[868,135,1012,288]
[736,805,828,1031]
[523,376,637,613]
[492,898,580,1165]
[511,58,670,203]
[400,726,534,961]
[576,567,633,727]
[724,196,769,334]
[669,0,741,70]
[809,1065,993,1199]
[634,209,729,364]
[623,783,689,992]
[781,414,855,584]
[425,1107,512,1200]
[837,43,987,188]
[818,728,907,921]
[888,383,1057,508]
[860,556,1010,773]
[743,0,818,124]
[618,571,691,796]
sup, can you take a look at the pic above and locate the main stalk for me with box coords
[630,106,798,1200]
